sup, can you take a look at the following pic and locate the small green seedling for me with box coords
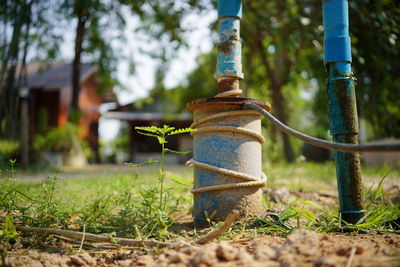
[129,125,196,211]
[8,159,16,179]
[279,197,322,229]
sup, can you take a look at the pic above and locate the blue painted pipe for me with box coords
[323,0,364,223]
[218,0,242,18]
[323,0,352,64]
[216,0,243,85]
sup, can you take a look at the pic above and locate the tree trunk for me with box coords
[70,5,88,123]
[19,2,32,168]
[20,97,29,168]
[270,82,295,162]
[0,1,24,138]
[255,36,295,163]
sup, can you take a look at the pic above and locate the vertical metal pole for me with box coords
[216,0,243,94]
[20,87,29,169]
[323,0,364,223]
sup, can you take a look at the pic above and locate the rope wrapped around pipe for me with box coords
[186,159,267,194]
[188,109,267,194]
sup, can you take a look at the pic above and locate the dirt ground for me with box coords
[6,230,400,267]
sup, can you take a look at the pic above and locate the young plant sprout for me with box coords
[128,125,196,211]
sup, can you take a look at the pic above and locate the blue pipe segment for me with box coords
[218,0,242,18]
[323,0,364,224]
[216,0,243,80]
[323,0,352,63]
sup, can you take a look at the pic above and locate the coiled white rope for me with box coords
[186,159,267,194]
[191,126,265,144]
[190,110,261,128]
[188,109,267,194]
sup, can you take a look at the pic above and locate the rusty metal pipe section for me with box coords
[187,98,270,227]
[215,0,243,96]
[187,0,271,227]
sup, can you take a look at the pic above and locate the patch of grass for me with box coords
[0,167,193,241]
[315,171,400,233]
[0,161,398,250]
[264,161,338,192]
[264,161,400,192]
[213,164,400,240]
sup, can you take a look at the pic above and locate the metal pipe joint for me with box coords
[216,0,243,94]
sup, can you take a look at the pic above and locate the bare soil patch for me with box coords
[6,230,399,267]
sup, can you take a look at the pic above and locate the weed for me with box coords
[278,197,322,229]
[314,171,400,233]
[133,125,195,211]
[123,125,195,238]
[7,160,16,179]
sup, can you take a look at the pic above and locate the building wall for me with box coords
[58,85,70,126]
[29,89,60,134]
[79,74,101,139]
[79,74,101,161]
[29,73,102,162]
[57,73,101,138]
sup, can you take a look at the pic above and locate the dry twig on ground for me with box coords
[195,210,239,245]
[16,210,239,249]
[17,226,179,248]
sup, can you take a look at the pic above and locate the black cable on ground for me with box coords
[244,102,400,153]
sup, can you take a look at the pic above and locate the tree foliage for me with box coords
[62,0,209,122]
[177,0,324,162]
[309,0,400,140]
[175,0,400,162]
[0,0,62,138]
[349,0,400,139]
[59,0,128,122]
[242,0,323,162]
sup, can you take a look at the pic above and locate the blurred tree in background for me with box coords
[349,1,400,139]
[60,0,127,123]
[176,0,400,162]
[0,0,208,132]
[175,50,217,110]
[0,0,62,139]
[62,0,209,123]
[177,0,324,162]
[241,0,323,162]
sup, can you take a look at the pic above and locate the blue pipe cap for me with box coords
[323,0,352,63]
[323,0,349,39]
[324,36,352,63]
[218,0,242,18]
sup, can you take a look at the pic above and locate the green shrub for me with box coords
[33,123,91,158]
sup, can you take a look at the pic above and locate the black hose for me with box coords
[244,102,400,153]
